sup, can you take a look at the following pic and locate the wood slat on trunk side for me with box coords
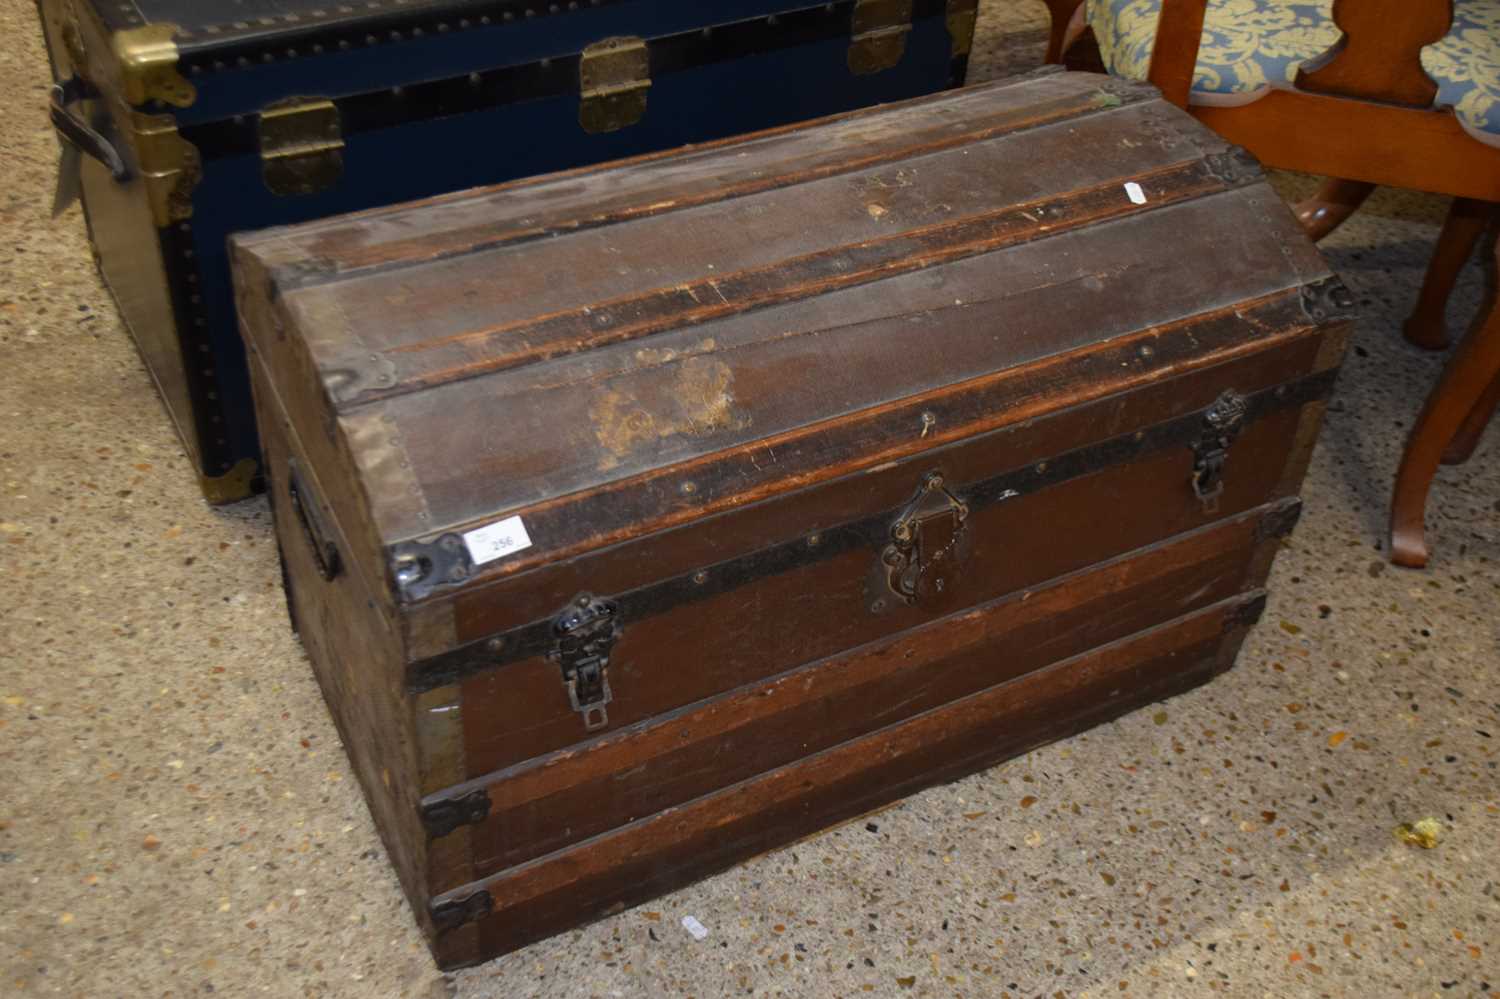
[440,321,1333,643]
[310,109,1232,401]
[430,592,1264,968]
[449,396,1309,774]
[415,294,1334,640]
[253,367,439,936]
[423,498,1296,890]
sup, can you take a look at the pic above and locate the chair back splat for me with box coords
[1295,0,1454,106]
[1146,0,1209,108]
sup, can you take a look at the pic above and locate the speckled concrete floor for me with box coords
[3,3,1498,998]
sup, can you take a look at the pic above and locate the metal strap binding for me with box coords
[405,366,1337,693]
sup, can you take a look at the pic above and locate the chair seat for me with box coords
[1085,0,1500,143]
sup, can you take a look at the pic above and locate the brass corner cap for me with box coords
[112,23,196,108]
[200,458,260,505]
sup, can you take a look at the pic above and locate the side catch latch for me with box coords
[550,594,621,731]
[1191,390,1249,511]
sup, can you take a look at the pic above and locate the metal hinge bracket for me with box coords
[420,788,492,840]
[879,472,970,610]
[549,595,621,731]
[128,109,201,226]
[259,97,344,196]
[429,889,493,934]
[579,36,650,134]
[1191,390,1249,512]
[849,0,913,75]
[946,0,979,58]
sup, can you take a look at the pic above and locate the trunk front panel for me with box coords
[449,391,1316,777]
[428,499,1295,890]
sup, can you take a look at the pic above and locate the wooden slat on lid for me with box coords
[350,187,1323,555]
[245,70,1154,283]
[230,70,1330,605]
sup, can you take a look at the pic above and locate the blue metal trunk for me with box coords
[36,0,975,500]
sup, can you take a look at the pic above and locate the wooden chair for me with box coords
[1047,0,1500,565]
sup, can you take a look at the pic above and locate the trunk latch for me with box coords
[550,595,621,731]
[258,96,344,196]
[579,37,650,134]
[1192,390,1249,511]
[849,0,913,74]
[881,473,970,610]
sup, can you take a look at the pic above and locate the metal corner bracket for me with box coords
[1223,592,1269,634]
[1299,276,1357,325]
[111,23,196,108]
[200,458,260,506]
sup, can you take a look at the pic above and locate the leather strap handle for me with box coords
[287,459,344,583]
[50,78,127,181]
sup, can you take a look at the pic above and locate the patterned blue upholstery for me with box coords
[1085,0,1500,142]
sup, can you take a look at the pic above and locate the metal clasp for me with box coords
[429,889,493,935]
[1191,390,1249,512]
[550,594,621,731]
[880,472,970,609]
[849,0,913,74]
[259,97,344,196]
[579,36,650,134]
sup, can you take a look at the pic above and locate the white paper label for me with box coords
[462,515,532,566]
[681,915,709,940]
[1124,181,1147,205]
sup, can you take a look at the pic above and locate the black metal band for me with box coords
[179,2,955,156]
[406,365,1338,692]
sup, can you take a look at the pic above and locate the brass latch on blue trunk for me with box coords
[579,36,650,134]
[850,0,913,74]
[258,97,344,196]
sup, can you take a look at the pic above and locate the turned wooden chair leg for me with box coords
[1390,248,1500,567]
[1441,368,1500,464]
[1294,178,1375,242]
[1043,0,1087,63]
[1402,197,1493,352]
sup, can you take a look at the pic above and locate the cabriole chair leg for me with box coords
[1390,257,1500,567]
[1293,178,1376,242]
[1402,198,1494,352]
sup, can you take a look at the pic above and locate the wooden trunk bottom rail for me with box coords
[430,590,1261,968]
[426,497,1295,889]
